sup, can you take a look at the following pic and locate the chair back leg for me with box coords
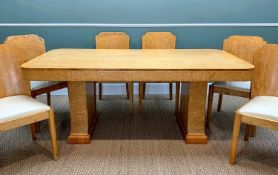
[128,82,133,113]
[126,83,130,99]
[244,124,252,141]
[139,83,144,113]
[99,83,102,100]
[206,85,214,127]
[175,82,180,114]
[217,93,223,112]
[169,83,173,100]
[47,92,51,106]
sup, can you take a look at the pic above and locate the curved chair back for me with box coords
[4,34,46,60]
[252,44,278,97]
[142,32,176,49]
[95,32,130,49]
[223,35,267,64]
[0,43,30,98]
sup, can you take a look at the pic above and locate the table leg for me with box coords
[177,82,208,144]
[67,81,97,144]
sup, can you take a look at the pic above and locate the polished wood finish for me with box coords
[0,44,30,98]
[229,44,278,164]
[178,82,208,144]
[142,32,176,49]
[21,49,254,72]
[4,34,67,105]
[139,32,177,112]
[95,32,133,112]
[67,81,97,144]
[96,32,130,49]
[207,36,267,127]
[22,49,254,144]
[0,43,58,160]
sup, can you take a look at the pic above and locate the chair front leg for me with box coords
[48,109,58,160]
[229,113,242,165]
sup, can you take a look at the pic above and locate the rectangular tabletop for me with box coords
[21,49,254,82]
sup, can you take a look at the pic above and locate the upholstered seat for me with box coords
[238,96,278,121]
[0,95,50,124]
[213,81,251,92]
[31,81,60,91]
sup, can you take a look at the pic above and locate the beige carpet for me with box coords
[0,95,277,175]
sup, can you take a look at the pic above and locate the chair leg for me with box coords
[175,82,180,114]
[99,83,102,100]
[128,82,133,113]
[206,85,214,128]
[31,123,37,140]
[139,82,144,113]
[244,124,252,141]
[169,83,173,100]
[47,92,51,106]
[251,126,256,137]
[217,93,223,112]
[143,83,146,99]
[48,110,58,160]
[229,113,241,165]
[126,83,130,99]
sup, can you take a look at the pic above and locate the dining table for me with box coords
[21,49,254,144]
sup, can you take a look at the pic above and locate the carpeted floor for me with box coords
[0,95,277,175]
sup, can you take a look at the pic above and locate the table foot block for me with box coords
[68,134,91,144]
[185,134,208,144]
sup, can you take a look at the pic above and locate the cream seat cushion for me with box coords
[238,96,278,121]
[213,81,251,91]
[0,95,50,124]
[31,81,60,90]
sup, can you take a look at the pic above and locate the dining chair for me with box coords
[138,32,180,113]
[4,34,68,106]
[206,36,267,129]
[229,44,278,165]
[4,34,67,135]
[0,43,58,160]
[95,32,133,112]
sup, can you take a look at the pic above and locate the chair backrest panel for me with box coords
[223,36,267,64]
[95,32,130,49]
[252,44,278,97]
[4,34,46,60]
[0,44,31,98]
[142,32,176,49]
